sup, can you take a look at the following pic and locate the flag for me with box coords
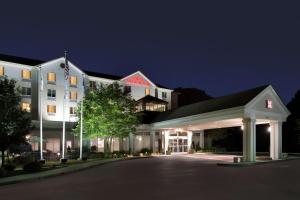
[64,51,69,80]
[82,74,85,95]
[40,70,44,91]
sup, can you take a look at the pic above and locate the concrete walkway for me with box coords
[0,157,147,186]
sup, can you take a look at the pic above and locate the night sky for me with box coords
[0,1,299,103]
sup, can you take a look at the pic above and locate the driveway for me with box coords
[0,156,300,200]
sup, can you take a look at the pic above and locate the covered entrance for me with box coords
[168,132,188,153]
[151,85,290,162]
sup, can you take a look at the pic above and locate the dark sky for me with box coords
[0,1,299,103]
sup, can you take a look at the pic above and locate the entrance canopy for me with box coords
[150,85,290,162]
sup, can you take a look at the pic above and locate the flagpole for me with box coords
[62,50,68,160]
[39,66,44,161]
[79,74,84,160]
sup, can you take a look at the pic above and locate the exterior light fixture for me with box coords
[25,135,30,140]
[138,136,142,142]
[268,126,271,132]
[241,125,244,130]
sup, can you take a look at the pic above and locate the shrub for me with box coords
[23,162,41,172]
[0,168,7,177]
[140,148,152,155]
[13,153,36,166]
[88,152,104,159]
[3,163,16,171]
[111,151,128,158]
[90,145,97,152]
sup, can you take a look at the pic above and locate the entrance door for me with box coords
[169,138,188,153]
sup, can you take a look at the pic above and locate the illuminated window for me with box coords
[69,91,77,101]
[47,105,56,114]
[21,102,31,112]
[70,107,76,115]
[22,69,31,80]
[162,92,167,100]
[0,66,4,76]
[21,87,31,96]
[47,72,56,83]
[70,76,77,86]
[265,99,273,109]
[47,89,56,99]
[145,88,150,96]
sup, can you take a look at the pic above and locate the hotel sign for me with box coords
[123,74,151,87]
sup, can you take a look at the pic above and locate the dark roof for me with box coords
[84,70,123,80]
[0,53,44,66]
[152,85,269,123]
[0,53,171,89]
[139,111,162,124]
[84,70,171,89]
[136,95,168,104]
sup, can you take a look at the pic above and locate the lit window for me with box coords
[47,89,56,98]
[47,105,56,114]
[70,107,76,115]
[265,99,273,109]
[70,91,77,101]
[47,72,56,83]
[162,92,167,100]
[145,88,150,96]
[21,87,31,96]
[70,76,77,86]
[0,66,4,76]
[21,102,31,112]
[22,69,31,80]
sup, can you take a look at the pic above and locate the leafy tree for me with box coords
[283,90,300,152]
[74,82,140,153]
[0,77,32,167]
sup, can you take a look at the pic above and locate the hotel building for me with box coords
[0,54,290,162]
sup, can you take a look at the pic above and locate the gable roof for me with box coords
[0,53,44,66]
[152,85,269,123]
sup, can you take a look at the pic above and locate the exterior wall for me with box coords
[0,57,172,156]
[39,58,84,122]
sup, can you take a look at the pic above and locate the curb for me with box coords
[0,156,152,186]
[217,157,300,167]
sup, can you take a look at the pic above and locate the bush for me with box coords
[3,163,16,171]
[140,148,152,156]
[23,162,41,172]
[90,145,97,152]
[112,150,128,158]
[13,153,37,166]
[88,152,104,159]
[0,168,7,177]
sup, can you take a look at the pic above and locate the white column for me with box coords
[187,131,193,152]
[164,131,169,155]
[243,118,256,162]
[150,131,156,153]
[270,121,282,160]
[199,131,204,149]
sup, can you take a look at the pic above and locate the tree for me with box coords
[74,82,140,153]
[0,77,32,167]
[283,90,300,152]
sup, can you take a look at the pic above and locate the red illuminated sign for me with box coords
[123,74,151,87]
